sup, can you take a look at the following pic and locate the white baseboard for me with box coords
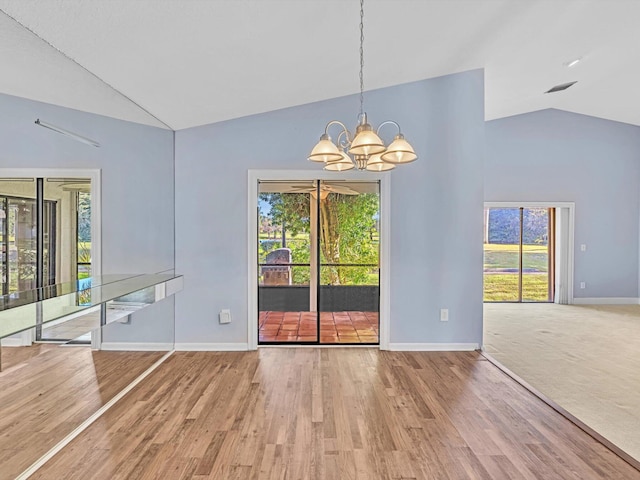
[573,297,640,305]
[100,342,174,351]
[1,329,34,347]
[388,343,479,352]
[174,343,250,351]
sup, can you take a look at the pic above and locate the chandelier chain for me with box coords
[359,0,365,117]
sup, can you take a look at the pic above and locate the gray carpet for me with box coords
[484,303,640,462]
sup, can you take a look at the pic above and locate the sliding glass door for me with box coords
[257,180,380,345]
[484,207,555,302]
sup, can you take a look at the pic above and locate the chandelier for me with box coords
[308,0,417,172]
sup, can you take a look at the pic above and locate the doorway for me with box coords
[257,180,380,345]
[483,206,555,302]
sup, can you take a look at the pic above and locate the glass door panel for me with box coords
[522,208,551,302]
[42,201,56,287]
[0,198,7,295]
[44,178,91,286]
[258,181,315,343]
[9,198,37,293]
[318,181,380,344]
[77,190,92,282]
[484,208,521,301]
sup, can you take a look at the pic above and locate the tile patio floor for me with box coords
[259,311,379,344]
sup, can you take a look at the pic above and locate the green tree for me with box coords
[77,192,91,242]
[260,192,379,285]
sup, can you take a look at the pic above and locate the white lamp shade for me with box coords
[348,129,386,156]
[380,135,417,164]
[365,153,395,172]
[308,137,343,163]
[324,152,355,171]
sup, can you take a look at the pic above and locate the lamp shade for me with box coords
[324,152,355,171]
[365,153,395,172]
[308,134,343,163]
[348,123,386,156]
[380,134,417,164]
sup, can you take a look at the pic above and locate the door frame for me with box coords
[484,201,575,304]
[248,170,391,350]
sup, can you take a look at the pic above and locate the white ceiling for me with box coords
[1,0,639,130]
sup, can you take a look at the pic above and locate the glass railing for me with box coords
[0,273,183,340]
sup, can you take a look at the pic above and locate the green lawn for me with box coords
[484,243,550,302]
[483,274,550,301]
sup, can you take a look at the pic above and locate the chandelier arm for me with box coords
[376,120,401,136]
[336,130,350,150]
[324,120,353,143]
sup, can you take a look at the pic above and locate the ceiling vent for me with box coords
[545,81,578,94]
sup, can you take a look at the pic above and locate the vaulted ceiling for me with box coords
[1,0,639,130]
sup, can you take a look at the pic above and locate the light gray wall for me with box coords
[175,69,485,346]
[485,109,640,299]
[0,93,175,344]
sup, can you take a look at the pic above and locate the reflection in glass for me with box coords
[38,178,92,340]
[77,191,92,281]
[0,273,182,340]
[0,198,6,295]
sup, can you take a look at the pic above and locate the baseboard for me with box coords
[1,338,26,347]
[573,297,640,305]
[100,342,174,351]
[388,343,479,352]
[174,343,250,351]
[1,329,34,347]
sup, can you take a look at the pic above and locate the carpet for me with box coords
[484,303,640,462]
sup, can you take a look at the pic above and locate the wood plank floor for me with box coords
[0,345,164,480]
[32,349,640,479]
[0,343,59,372]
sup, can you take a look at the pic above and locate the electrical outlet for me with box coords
[580,244,587,252]
[219,309,232,324]
[580,282,586,289]
[440,308,449,322]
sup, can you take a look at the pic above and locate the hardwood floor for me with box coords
[32,349,640,479]
[0,345,164,480]
[0,343,59,372]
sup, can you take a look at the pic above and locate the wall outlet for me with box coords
[580,244,587,252]
[580,282,586,289]
[219,309,232,324]
[440,308,449,322]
